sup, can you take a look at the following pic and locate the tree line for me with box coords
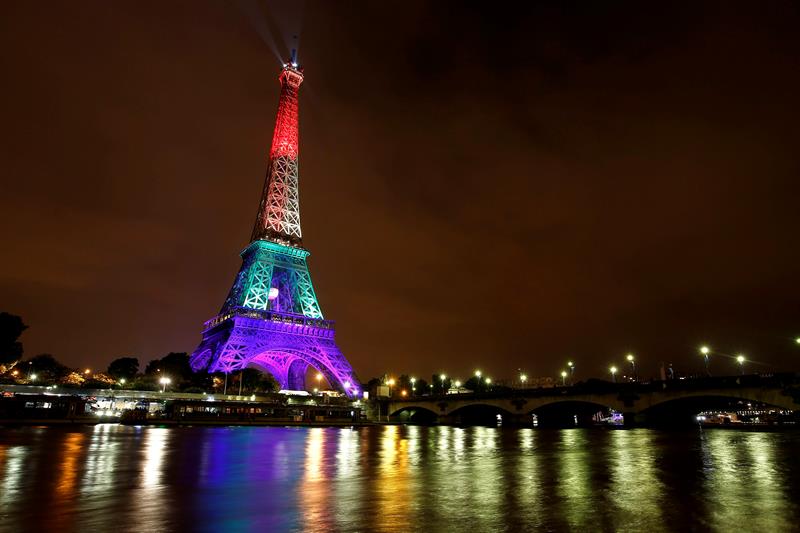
[0,312,278,394]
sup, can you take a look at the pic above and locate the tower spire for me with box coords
[251,61,304,246]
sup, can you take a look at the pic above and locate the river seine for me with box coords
[1,425,799,532]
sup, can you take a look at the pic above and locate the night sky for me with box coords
[2,1,799,382]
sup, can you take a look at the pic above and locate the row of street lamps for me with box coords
[396,338,800,391]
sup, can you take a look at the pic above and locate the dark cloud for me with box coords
[1,1,798,381]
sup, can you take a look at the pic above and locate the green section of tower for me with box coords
[221,240,323,319]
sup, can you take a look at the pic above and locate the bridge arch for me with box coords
[390,405,439,424]
[529,399,614,428]
[641,389,797,412]
[637,389,798,426]
[447,403,518,426]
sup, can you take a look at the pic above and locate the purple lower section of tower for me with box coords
[190,307,360,398]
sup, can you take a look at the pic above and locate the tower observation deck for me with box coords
[189,61,360,397]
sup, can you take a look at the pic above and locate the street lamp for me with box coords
[520,373,528,387]
[316,372,323,386]
[567,361,574,380]
[410,377,416,396]
[736,355,745,375]
[626,354,636,381]
[159,376,171,393]
[454,380,461,388]
[485,377,491,386]
[609,366,617,383]
[387,378,395,397]
[84,368,91,376]
[700,346,711,376]
[30,373,38,382]
[440,373,446,393]
[560,370,567,386]
[119,378,126,388]
[475,370,482,392]
[795,337,800,345]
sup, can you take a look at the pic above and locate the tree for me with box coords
[26,353,70,384]
[145,352,193,384]
[238,368,279,394]
[107,357,139,381]
[464,376,481,392]
[431,374,451,394]
[414,378,429,395]
[0,312,27,373]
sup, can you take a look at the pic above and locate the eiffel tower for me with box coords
[190,58,360,397]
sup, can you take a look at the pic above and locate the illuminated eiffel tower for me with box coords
[190,58,360,397]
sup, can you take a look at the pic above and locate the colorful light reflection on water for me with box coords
[0,425,799,531]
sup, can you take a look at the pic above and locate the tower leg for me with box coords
[288,359,308,391]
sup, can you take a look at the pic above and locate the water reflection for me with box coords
[301,428,333,531]
[0,425,798,531]
[376,425,413,532]
[702,431,795,531]
[513,429,542,528]
[0,442,29,510]
[556,429,594,530]
[608,429,665,529]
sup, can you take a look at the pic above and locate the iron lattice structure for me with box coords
[251,65,303,246]
[190,62,360,397]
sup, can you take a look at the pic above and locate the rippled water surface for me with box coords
[1,425,799,532]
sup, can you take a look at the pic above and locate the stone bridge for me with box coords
[384,374,800,426]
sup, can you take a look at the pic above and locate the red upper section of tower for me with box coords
[270,65,304,159]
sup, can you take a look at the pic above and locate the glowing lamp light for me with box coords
[610,366,618,374]
[401,390,407,397]
[520,373,528,382]
[736,355,745,364]
[454,380,461,388]
[475,370,482,378]
[30,373,38,381]
[84,368,91,375]
[387,378,395,386]
[626,354,635,362]
[119,378,126,385]
[485,377,491,384]
[795,337,800,345]
[343,381,351,389]
[700,346,710,355]
[268,287,280,300]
